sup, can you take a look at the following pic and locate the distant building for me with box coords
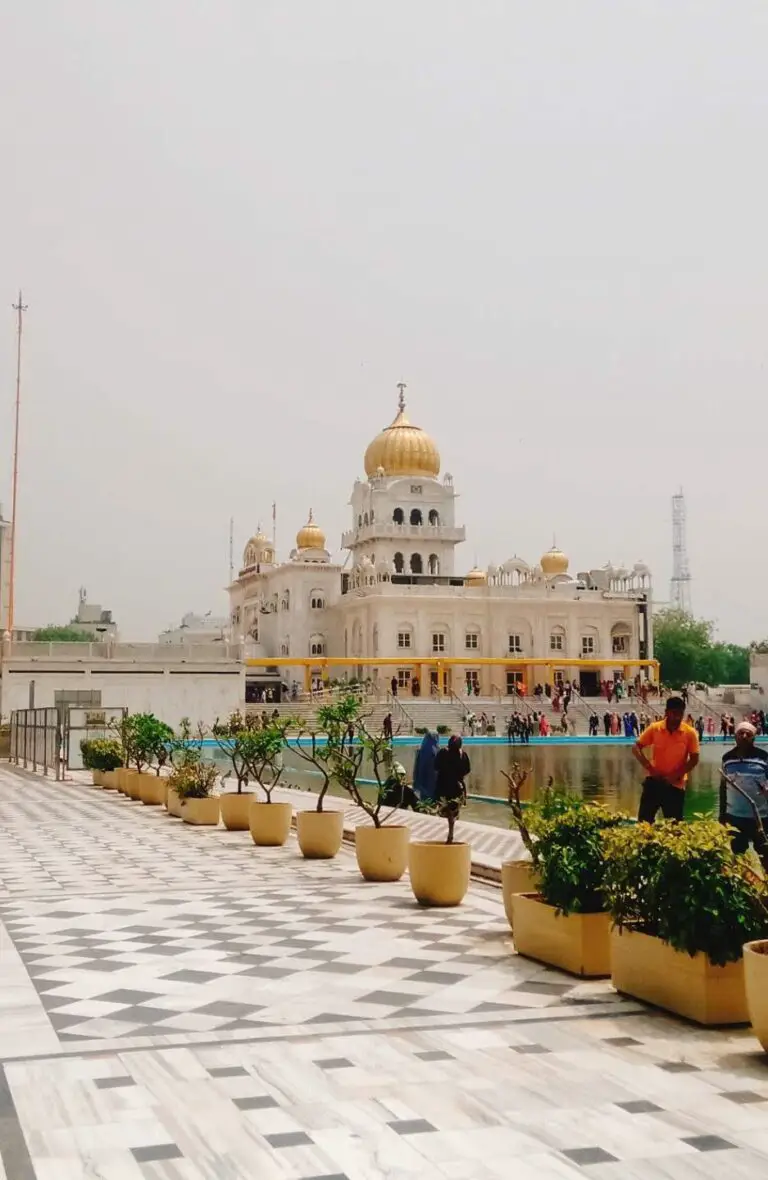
[159,611,229,645]
[68,588,118,639]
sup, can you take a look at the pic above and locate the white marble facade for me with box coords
[229,390,653,694]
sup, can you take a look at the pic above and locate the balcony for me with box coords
[342,523,466,548]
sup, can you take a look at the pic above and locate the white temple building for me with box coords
[228,388,653,698]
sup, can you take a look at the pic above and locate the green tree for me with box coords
[654,609,749,687]
[33,626,96,642]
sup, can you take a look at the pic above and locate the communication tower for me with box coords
[670,489,692,613]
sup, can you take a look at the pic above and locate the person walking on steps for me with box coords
[720,721,768,873]
[632,696,700,822]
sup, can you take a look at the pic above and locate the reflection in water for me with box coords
[208,739,733,831]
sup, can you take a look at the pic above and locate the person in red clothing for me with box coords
[632,696,700,822]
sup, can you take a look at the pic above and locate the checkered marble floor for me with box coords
[2,767,768,1179]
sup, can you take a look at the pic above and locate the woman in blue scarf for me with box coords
[413,732,439,802]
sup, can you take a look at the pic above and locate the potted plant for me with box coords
[744,941,768,1050]
[246,720,293,847]
[501,773,576,927]
[409,782,471,907]
[313,700,410,881]
[134,715,174,805]
[287,697,361,858]
[171,759,220,826]
[510,801,624,977]
[82,738,123,788]
[164,718,197,816]
[603,819,768,1024]
[212,711,261,831]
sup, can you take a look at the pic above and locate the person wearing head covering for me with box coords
[720,721,768,871]
[379,760,419,810]
[633,695,700,822]
[434,735,471,804]
[413,732,439,802]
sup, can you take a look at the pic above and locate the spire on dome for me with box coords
[397,381,406,413]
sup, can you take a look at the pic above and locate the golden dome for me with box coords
[296,509,325,551]
[364,385,440,479]
[540,545,569,576]
[242,528,274,569]
[465,566,487,586]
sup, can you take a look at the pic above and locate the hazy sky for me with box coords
[1,1,766,641]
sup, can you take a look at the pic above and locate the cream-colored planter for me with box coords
[101,771,118,791]
[249,801,293,846]
[113,768,127,794]
[166,785,183,817]
[91,770,104,787]
[181,796,220,826]
[611,927,748,1025]
[501,860,538,930]
[744,941,768,1049]
[511,893,610,978]
[409,841,471,907]
[355,825,409,882]
[123,771,142,800]
[220,792,256,831]
[139,774,166,806]
[296,809,344,859]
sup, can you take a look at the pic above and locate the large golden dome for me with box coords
[296,509,326,551]
[364,385,440,479]
[540,545,569,576]
[465,566,487,586]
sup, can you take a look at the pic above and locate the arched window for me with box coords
[397,624,413,650]
[410,553,423,574]
[550,625,566,653]
[363,512,369,526]
[611,622,632,655]
[358,514,363,528]
[310,634,326,656]
[410,508,423,526]
[393,507,404,524]
[280,640,290,656]
[394,551,404,573]
[310,589,325,610]
[465,626,480,651]
[428,553,440,575]
[281,590,290,612]
[372,624,379,656]
[370,509,375,523]
[428,509,440,525]
[581,626,599,657]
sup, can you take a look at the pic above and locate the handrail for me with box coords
[386,691,415,735]
[448,688,472,720]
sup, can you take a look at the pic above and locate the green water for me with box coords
[209,739,731,830]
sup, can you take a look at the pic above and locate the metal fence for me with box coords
[64,707,126,770]
[9,708,62,779]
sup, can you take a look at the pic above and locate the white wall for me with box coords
[1,662,244,726]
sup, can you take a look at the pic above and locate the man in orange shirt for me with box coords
[632,696,700,822]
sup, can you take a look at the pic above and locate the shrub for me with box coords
[81,738,122,772]
[527,801,626,916]
[415,726,427,735]
[602,820,768,966]
[436,724,450,735]
[169,760,218,800]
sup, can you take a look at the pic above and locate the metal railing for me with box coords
[386,691,415,734]
[9,708,62,779]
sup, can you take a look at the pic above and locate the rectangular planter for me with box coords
[610,928,748,1026]
[510,893,610,977]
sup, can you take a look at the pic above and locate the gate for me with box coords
[64,707,127,771]
[9,709,62,779]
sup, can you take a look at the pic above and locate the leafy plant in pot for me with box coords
[212,711,263,831]
[81,738,123,787]
[603,818,768,1024]
[164,718,200,817]
[307,697,412,881]
[171,758,220,826]
[245,719,294,847]
[510,800,625,977]
[134,715,174,805]
[287,697,362,858]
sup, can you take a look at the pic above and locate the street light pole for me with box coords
[8,292,28,637]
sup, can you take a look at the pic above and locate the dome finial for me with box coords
[397,381,406,413]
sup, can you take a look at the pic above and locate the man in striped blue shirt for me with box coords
[720,721,768,871]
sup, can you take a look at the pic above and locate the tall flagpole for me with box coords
[8,292,27,637]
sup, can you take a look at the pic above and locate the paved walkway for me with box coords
[0,766,767,1179]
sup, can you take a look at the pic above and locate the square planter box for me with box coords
[610,927,748,1026]
[511,893,610,977]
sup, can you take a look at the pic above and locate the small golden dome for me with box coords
[540,546,569,576]
[465,566,487,586]
[364,385,440,479]
[296,509,326,551]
